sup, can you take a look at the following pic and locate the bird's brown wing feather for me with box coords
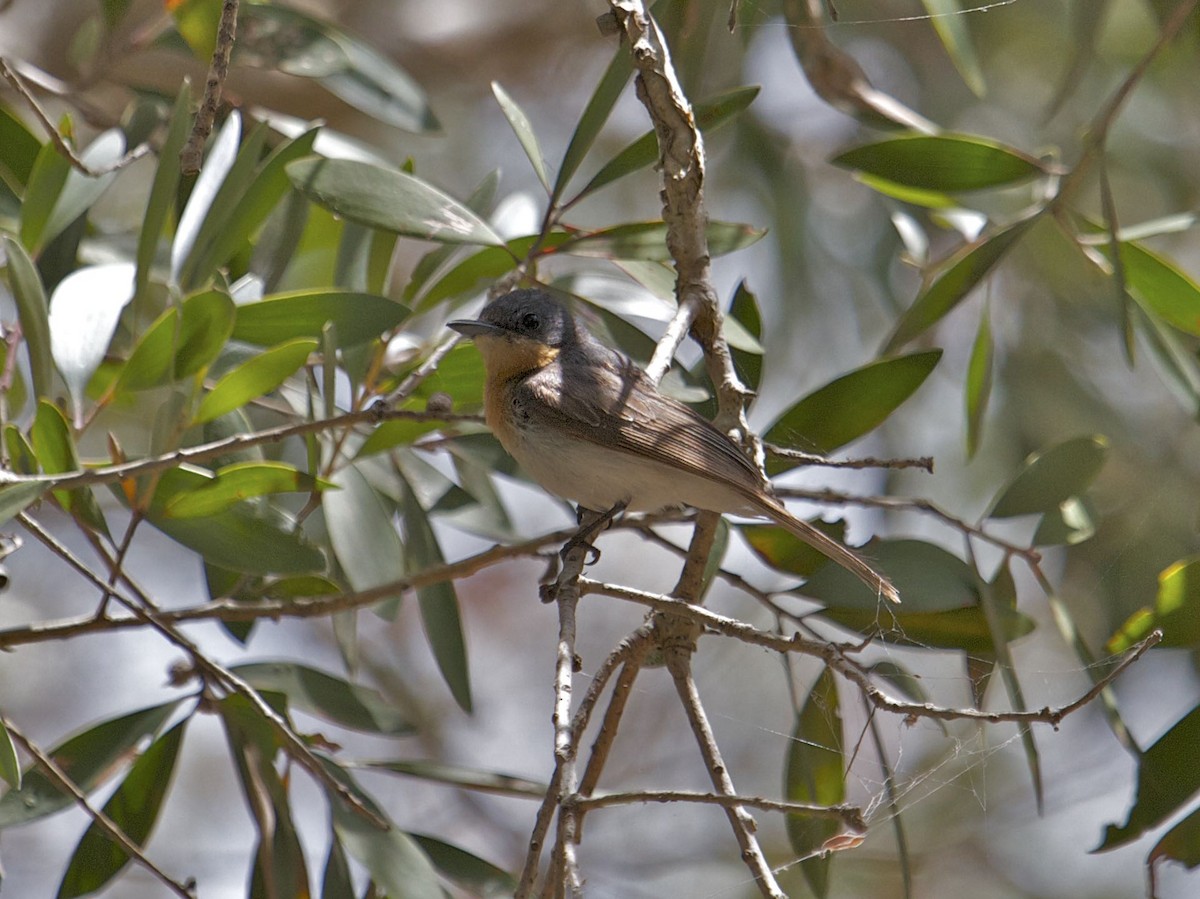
[513,352,767,498]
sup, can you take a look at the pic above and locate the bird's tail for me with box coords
[753,495,900,604]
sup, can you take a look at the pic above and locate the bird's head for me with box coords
[449,289,579,379]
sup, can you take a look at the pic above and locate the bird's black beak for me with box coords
[447,319,501,339]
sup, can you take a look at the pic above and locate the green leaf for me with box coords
[195,337,316,423]
[3,235,55,400]
[989,436,1109,518]
[853,172,957,208]
[31,401,106,533]
[56,720,187,899]
[802,540,1036,652]
[1032,496,1096,546]
[0,701,180,827]
[1102,240,1200,337]
[0,718,20,790]
[332,800,443,899]
[357,418,444,458]
[113,306,180,393]
[231,662,415,735]
[1108,556,1200,652]
[1149,805,1200,872]
[190,127,321,287]
[146,467,325,575]
[40,130,126,254]
[740,520,847,579]
[49,262,136,425]
[401,480,472,712]
[321,833,356,899]
[415,235,552,309]
[357,759,546,798]
[550,48,632,206]
[1099,704,1200,850]
[402,170,500,303]
[18,136,71,253]
[883,217,1036,352]
[728,280,763,393]
[572,86,760,201]
[135,82,191,301]
[231,289,410,346]
[492,82,550,192]
[170,0,220,58]
[920,0,985,95]
[161,461,331,518]
[170,112,244,285]
[174,289,236,379]
[833,134,1040,192]
[178,119,274,289]
[965,302,993,458]
[786,669,842,898]
[0,479,47,526]
[324,463,406,604]
[0,103,41,190]
[559,220,765,261]
[411,834,517,898]
[233,4,437,131]
[765,350,941,465]
[288,157,505,246]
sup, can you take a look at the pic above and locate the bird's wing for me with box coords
[514,353,767,497]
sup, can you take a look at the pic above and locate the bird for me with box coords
[448,288,898,604]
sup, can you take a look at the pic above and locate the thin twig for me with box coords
[0,58,151,176]
[766,444,934,473]
[4,719,196,898]
[775,486,1042,563]
[666,656,785,899]
[579,578,1161,725]
[572,789,866,830]
[0,406,477,494]
[180,0,239,175]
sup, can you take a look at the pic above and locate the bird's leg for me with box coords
[561,500,629,565]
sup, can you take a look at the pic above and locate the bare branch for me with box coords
[180,0,239,175]
[766,444,935,473]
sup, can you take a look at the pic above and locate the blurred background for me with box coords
[1,0,1199,896]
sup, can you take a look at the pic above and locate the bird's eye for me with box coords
[521,312,541,331]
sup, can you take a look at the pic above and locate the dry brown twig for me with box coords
[180,0,239,175]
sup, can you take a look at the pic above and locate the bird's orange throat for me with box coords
[473,333,560,383]
[475,334,560,445]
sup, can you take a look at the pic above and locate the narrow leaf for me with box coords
[333,801,443,899]
[989,436,1109,518]
[171,112,242,284]
[287,157,505,246]
[786,669,843,898]
[56,720,187,899]
[833,134,1040,192]
[572,86,760,201]
[324,463,406,605]
[401,480,472,712]
[49,263,136,425]
[964,302,993,458]
[195,338,316,423]
[231,290,409,346]
[920,0,985,95]
[560,220,765,260]
[161,461,331,518]
[1103,240,1200,337]
[550,48,632,206]
[765,350,941,465]
[232,662,415,735]
[3,235,55,400]
[135,82,192,300]
[0,702,180,827]
[0,717,20,790]
[492,82,550,192]
[1108,556,1200,652]
[883,217,1036,352]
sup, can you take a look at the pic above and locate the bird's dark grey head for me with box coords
[449,289,578,348]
